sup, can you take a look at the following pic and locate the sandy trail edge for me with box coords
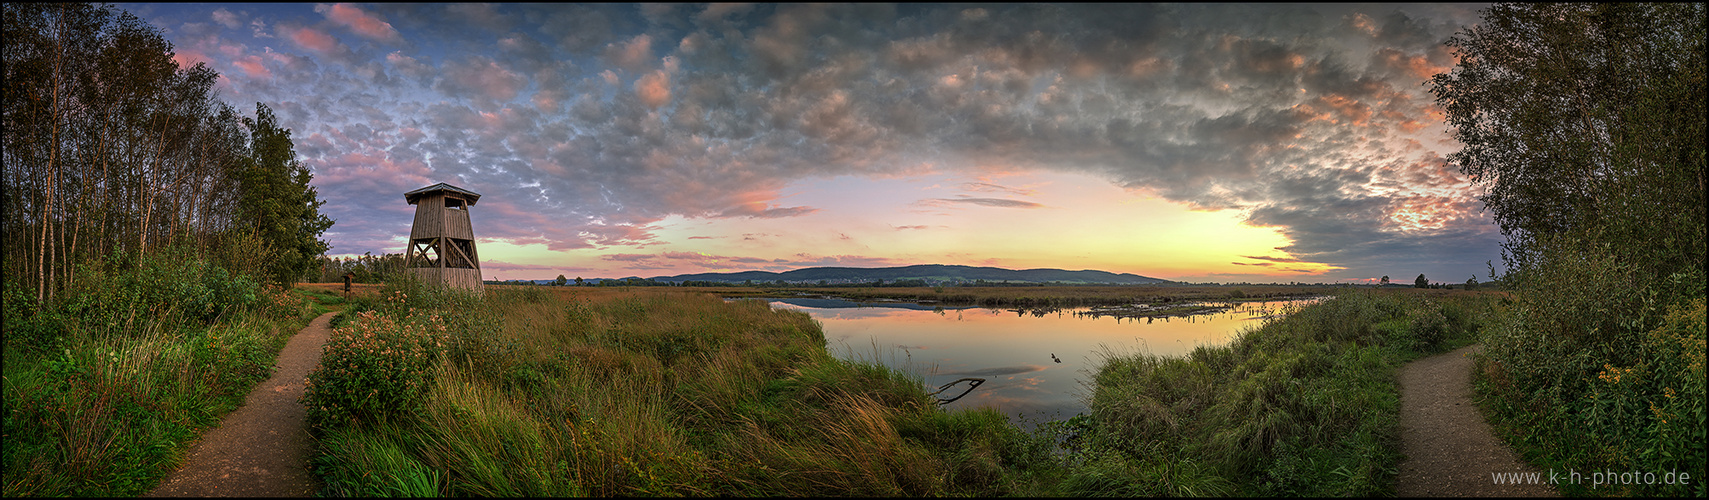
[145,311,336,497]
[1396,344,1557,497]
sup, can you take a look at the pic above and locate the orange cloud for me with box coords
[635,69,671,109]
[1316,94,1373,126]
[1373,48,1448,80]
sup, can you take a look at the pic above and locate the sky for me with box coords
[120,3,1503,283]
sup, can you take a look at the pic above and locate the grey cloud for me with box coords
[930,198,1046,209]
[446,3,515,34]
[212,8,242,29]
[720,205,820,219]
[534,4,628,54]
[433,55,528,103]
[203,3,1500,280]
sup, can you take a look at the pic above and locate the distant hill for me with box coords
[650,264,1170,285]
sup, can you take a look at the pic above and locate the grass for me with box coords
[2,252,330,497]
[1071,288,1498,496]
[307,280,1055,496]
[5,266,1532,497]
[306,281,1507,496]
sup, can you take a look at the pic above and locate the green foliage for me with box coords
[3,3,335,298]
[1475,237,1707,496]
[3,3,333,496]
[2,259,316,496]
[312,252,407,284]
[1081,290,1494,496]
[1437,6,1706,476]
[2,277,66,356]
[303,308,451,434]
[1430,3,1706,272]
[236,103,334,287]
[1414,274,1428,289]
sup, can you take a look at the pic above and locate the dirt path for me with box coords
[1397,344,1556,497]
[146,312,337,497]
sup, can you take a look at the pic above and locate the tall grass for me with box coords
[307,281,1054,496]
[1074,289,1496,496]
[2,250,326,496]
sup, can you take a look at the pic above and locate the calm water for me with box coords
[761,297,1323,427]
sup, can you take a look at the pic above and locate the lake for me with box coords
[759,296,1325,428]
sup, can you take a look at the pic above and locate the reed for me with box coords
[308,280,1047,496]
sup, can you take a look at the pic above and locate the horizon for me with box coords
[475,262,1475,286]
[121,3,1503,284]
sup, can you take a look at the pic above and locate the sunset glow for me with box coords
[119,3,1503,282]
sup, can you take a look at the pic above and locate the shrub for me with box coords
[304,310,450,433]
[1476,232,1707,496]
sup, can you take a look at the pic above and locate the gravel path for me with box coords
[1397,344,1557,497]
[145,312,336,497]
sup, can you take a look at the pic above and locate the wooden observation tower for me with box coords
[404,182,483,291]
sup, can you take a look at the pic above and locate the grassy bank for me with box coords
[1069,288,1498,496]
[306,281,1506,496]
[306,280,1055,496]
[2,251,331,496]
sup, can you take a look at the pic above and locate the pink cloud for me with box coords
[605,33,653,72]
[172,49,210,69]
[442,57,527,102]
[233,55,271,78]
[634,69,671,109]
[315,3,402,44]
[291,27,344,55]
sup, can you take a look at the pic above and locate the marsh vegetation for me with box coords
[293,278,1502,496]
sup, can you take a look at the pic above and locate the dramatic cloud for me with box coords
[136,3,1500,282]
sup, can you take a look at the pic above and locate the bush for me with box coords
[1476,232,1707,496]
[304,310,450,433]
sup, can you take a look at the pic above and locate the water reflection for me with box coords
[764,297,1323,428]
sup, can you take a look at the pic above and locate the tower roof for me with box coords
[404,182,482,205]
